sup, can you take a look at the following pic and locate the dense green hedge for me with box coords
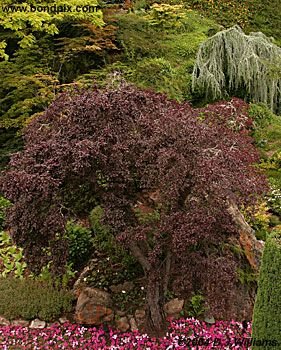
[252,232,281,348]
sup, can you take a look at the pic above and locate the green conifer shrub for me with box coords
[252,232,281,348]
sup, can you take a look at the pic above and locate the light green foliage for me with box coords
[135,207,160,225]
[117,9,218,63]
[0,0,104,59]
[35,261,76,287]
[249,103,276,129]
[192,26,281,113]
[0,231,27,278]
[0,0,106,168]
[0,41,8,61]
[0,67,57,129]
[89,206,128,263]
[252,232,281,348]
[144,3,187,31]
[89,206,111,244]
[132,0,150,11]
[0,277,74,321]
[65,220,93,270]
[75,62,134,88]
[266,151,281,170]
[0,39,58,136]
[187,293,206,318]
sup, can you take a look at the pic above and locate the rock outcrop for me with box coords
[75,287,114,325]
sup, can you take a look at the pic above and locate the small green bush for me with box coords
[144,3,188,32]
[252,232,281,348]
[33,261,76,288]
[186,293,206,318]
[65,220,93,270]
[87,206,143,287]
[0,277,74,321]
[249,103,276,129]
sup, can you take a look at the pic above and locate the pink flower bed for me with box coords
[0,318,252,349]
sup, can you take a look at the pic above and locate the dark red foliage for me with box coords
[0,84,267,335]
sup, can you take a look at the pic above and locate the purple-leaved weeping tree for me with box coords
[0,84,267,336]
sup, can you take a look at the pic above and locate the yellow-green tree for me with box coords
[0,0,104,60]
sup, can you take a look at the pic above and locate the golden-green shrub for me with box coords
[0,277,74,321]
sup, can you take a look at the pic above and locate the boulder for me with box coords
[75,302,113,325]
[164,298,184,316]
[29,319,46,329]
[76,287,112,308]
[11,319,29,327]
[103,312,114,322]
[116,316,130,332]
[59,316,69,324]
[0,316,10,326]
[75,287,113,325]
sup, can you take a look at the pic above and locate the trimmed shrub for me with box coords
[252,232,281,348]
[0,277,74,321]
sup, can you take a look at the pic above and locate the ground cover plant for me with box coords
[0,84,267,336]
[0,318,253,349]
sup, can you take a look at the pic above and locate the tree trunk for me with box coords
[129,242,170,337]
[145,268,168,337]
